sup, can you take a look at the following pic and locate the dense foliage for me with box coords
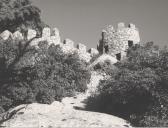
[86,42,168,127]
[0,0,46,34]
[34,42,91,101]
[0,0,91,113]
[0,38,91,113]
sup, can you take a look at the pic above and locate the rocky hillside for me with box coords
[0,71,131,128]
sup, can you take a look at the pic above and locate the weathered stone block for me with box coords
[120,51,127,60]
[77,43,86,53]
[27,29,37,40]
[128,23,136,29]
[42,27,51,38]
[50,27,61,45]
[61,39,75,54]
[101,30,106,40]
[127,28,140,44]
[30,38,43,47]
[89,48,99,56]
[78,52,91,62]
[0,30,13,40]
[117,22,125,29]
[13,31,24,40]
[63,39,74,48]
[47,36,60,46]
[53,27,60,37]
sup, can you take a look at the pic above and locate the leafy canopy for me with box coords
[0,0,46,33]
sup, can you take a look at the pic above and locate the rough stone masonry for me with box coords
[0,27,99,62]
[97,22,140,60]
[0,22,140,62]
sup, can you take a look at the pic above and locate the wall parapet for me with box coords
[0,27,99,62]
[0,22,140,62]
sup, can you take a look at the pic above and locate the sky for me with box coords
[33,0,168,49]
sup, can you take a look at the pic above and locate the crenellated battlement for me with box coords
[0,27,99,62]
[103,22,140,45]
[98,22,140,60]
[0,23,140,62]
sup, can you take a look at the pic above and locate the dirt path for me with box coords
[61,71,104,109]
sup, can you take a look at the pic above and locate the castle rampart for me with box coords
[0,27,98,62]
[0,22,140,62]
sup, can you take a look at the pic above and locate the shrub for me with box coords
[0,0,91,115]
[93,60,118,75]
[0,38,37,110]
[86,42,168,127]
[34,44,91,100]
[36,89,55,104]
[87,68,159,118]
[0,38,91,113]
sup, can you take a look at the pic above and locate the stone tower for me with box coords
[97,22,140,60]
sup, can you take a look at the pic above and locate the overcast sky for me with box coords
[33,0,168,49]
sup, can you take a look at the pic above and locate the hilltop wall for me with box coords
[0,22,140,62]
[0,27,99,63]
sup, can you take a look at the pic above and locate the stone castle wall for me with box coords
[0,23,140,62]
[97,22,140,60]
[0,27,99,62]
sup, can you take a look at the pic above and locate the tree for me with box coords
[0,0,91,110]
[0,37,37,111]
[0,0,46,34]
[0,38,91,112]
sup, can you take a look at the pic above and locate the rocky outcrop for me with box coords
[1,101,131,128]
[0,71,131,128]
